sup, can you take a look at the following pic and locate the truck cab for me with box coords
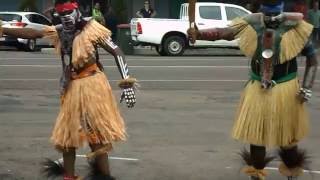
[131,3,251,56]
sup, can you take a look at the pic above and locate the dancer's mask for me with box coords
[55,0,81,32]
[261,0,284,29]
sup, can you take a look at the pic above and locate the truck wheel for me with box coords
[25,39,37,52]
[163,36,185,56]
[155,46,166,56]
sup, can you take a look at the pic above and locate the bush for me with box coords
[113,0,128,23]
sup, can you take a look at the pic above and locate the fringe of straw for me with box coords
[280,20,313,64]
[229,16,313,64]
[230,18,258,58]
[232,78,309,147]
[51,72,126,149]
[72,20,111,69]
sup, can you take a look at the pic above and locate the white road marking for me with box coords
[56,156,139,163]
[0,79,319,83]
[76,155,139,161]
[225,166,320,175]
[0,79,247,82]
[265,167,320,174]
[0,79,59,81]
[0,65,312,69]
[0,58,247,61]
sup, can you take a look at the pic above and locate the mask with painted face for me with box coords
[261,1,284,29]
[59,9,81,32]
[55,0,81,32]
[264,13,282,29]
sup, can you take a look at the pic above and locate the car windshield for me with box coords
[0,14,22,22]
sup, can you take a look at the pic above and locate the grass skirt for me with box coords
[232,78,309,147]
[51,72,126,149]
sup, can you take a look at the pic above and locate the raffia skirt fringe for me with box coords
[51,72,126,149]
[232,78,309,147]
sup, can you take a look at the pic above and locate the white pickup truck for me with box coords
[130,2,251,56]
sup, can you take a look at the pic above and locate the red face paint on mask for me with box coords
[55,2,78,13]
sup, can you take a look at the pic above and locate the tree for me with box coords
[113,0,128,23]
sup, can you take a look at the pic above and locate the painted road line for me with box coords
[56,155,139,163]
[265,167,320,174]
[0,58,247,61]
[75,155,139,161]
[0,65,251,68]
[0,65,312,69]
[0,79,319,83]
[225,166,320,175]
[0,79,247,82]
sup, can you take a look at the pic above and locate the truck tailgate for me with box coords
[130,18,138,36]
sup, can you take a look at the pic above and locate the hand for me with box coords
[261,79,275,89]
[297,88,312,103]
[187,27,199,44]
[0,20,3,37]
[120,87,136,108]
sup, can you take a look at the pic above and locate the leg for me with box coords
[250,145,266,170]
[63,148,76,177]
[249,145,268,180]
[240,145,274,180]
[89,143,111,175]
[278,145,308,179]
[317,28,320,47]
[312,29,317,44]
[41,147,78,180]
[86,143,115,180]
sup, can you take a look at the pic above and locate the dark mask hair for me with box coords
[55,0,72,6]
[262,0,283,6]
[264,15,281,29]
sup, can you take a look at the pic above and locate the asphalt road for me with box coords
[0,51,319,180]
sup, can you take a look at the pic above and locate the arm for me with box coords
[303,54,318,89]
[99,37,137,108]
[2,27,44,39]
[92,9,101,21]
[150,9,157,18]
[99,37,130,79]
[187,27,236,42]
[92,9,98,18]
[299,41,318,102]
[198,27,236,41]
[136,10,143,18]
[0,21,2,37]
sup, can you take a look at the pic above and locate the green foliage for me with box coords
[112,0,128,23]
[19,0,38,12]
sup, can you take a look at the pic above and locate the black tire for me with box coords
[25,39,36,52]
[155,45,166,56]
[163,36,186,56]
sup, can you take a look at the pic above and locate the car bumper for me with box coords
[131,35,138,41]
[0,36,28,46]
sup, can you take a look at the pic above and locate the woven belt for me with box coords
[250,71,297,84]
[71,63,99,80]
